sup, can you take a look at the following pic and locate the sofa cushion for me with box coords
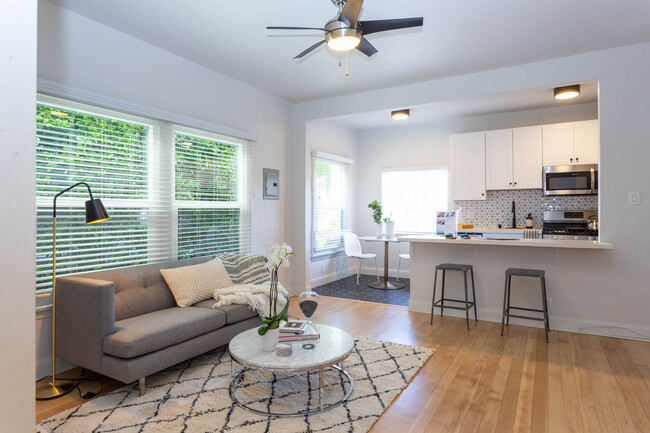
[193,300,258,324]
[220,253,269,284]
[160,258,233,307]
[103,307,226,359]
[77,256,214,321]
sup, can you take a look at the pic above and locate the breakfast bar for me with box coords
[401,234,615,332]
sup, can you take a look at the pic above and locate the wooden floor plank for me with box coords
[558,330,585,433]
[35,295,650,433]
[530,329,549,433]
[568,332,602,433]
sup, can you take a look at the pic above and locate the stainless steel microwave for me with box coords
[543,164,597,196]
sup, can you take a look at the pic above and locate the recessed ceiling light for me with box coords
[391,109,410,120]
[50,110,69,117]
[554,84,581,100]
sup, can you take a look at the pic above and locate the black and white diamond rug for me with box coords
[38,337,433,433]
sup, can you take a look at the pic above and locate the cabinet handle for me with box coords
[481,193,485,196]
[509,182,512,185]
[514,182,518,185]
[576,157,579,163]
[570,158,574,163]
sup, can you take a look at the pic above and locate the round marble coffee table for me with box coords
[228,324,355,417]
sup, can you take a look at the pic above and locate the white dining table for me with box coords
[357,236,405,290]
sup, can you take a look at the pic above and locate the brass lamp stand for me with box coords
[36,182,109,400]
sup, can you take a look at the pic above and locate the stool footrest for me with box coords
[505,313,546,322]
[508,306,544,313]
[433,298,475,311]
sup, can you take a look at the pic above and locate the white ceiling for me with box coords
[49,0,650,104]
[326,82,599,130]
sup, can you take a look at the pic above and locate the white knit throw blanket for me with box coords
[212,282,288,316]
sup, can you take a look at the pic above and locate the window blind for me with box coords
[174,128,251,259]
[35,95,250,293]
[311,153,352,256]
[381,167,449,233]
[35,96,171,291]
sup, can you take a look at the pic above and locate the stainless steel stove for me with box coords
[542,210,598,241]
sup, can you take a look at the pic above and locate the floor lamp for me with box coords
[35,182,109,400]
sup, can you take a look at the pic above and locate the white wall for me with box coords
[354,103,598,278]
[0,0,37,430]
[292,43,650,338]
[35,1,292,379]
[305,121,358,289]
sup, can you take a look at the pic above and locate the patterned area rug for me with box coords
[38,337,433,433]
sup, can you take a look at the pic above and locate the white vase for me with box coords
[261,328,279,352]
[376,223,383,238]
[385,221,395,239]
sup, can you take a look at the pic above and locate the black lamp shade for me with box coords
[85,198,109,224]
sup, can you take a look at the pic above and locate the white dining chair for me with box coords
[396,253,410,282]
[341,233,380,285]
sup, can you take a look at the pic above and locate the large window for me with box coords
[311,152,353,257]
[381,167,449,233]
[174,129,250,259]
[35,96,250,291]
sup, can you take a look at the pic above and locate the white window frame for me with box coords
[35,94,251,308]
[311,151,354,259]
[380,165,450,234]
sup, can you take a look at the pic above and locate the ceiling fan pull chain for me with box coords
[346,51,350,76]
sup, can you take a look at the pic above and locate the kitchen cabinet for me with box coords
[451,132,486,200]
[573,120,599,164]
[542,120,599,166]
[486,126,542,190]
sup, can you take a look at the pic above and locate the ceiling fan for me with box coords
[267,0,424,59]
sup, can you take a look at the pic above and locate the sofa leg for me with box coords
[138,377,146,396]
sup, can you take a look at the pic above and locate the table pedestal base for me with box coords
[368,281,405,290]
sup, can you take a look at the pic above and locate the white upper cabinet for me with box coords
[542,122,574,166]
[573,120,599,164]
[543,120,599,166]
[485,129,513,190]
[451,132,486,200]
[485,126,542,190]
[512,126,543,189]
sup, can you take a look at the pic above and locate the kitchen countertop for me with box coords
[398,234,613,250]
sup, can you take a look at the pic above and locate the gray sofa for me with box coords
[56,256,259,394]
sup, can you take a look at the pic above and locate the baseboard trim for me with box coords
[408,299,650,342]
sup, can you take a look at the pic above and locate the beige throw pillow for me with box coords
[161,258,233,307]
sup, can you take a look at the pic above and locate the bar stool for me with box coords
[501,268,550,343]
[430,263,477,330]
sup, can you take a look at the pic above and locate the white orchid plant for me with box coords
[258,243,297,336]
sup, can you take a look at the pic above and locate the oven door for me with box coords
[544,164,597,195]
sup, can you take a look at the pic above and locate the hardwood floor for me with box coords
[36,296,650,432]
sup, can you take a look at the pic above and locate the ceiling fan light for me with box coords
[554,84,581,100]
[391,109,410,120]
[325,27,360,52]
[328,35,361,51]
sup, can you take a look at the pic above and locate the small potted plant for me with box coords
[259,243,296,351]
[368,200,384,238]
[384,215,395,238]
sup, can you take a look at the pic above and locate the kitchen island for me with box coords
[401,234,615,334]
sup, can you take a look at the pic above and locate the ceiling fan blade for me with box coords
[267,26,326,31]
[339,0,364,27]
[359,17,424,35]
[294,40,326,59]
[356,36,378,57]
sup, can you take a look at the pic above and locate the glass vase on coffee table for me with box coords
[298,290,319,347]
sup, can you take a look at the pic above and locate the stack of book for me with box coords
[278,320,320,343]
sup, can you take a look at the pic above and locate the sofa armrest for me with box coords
[55,276,116,373]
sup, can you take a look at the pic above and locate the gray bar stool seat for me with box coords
[501,268,550,343]
[430,263,477,330]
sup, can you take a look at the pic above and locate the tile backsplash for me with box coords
[455,189,597,229]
